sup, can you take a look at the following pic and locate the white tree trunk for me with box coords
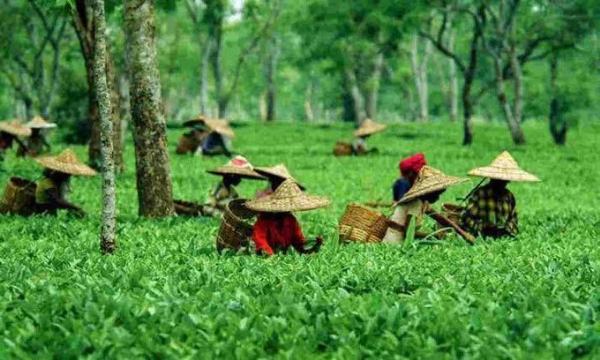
[365,51,384,120]
[92,0,116,254]
[447,32,458,122]
[344,66,367,123]
[409,34,431,122]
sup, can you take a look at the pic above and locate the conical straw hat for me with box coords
[203,117,235,138]
[468,151,540,182]
[0,119,32,136]
[245,179,330,213]
[35,149,97,176]
[254,164,305,190]
[26,116,57,129]
[183,114,208,128]
[398,166,468,204]
[353,118,386,137]
[206,155,265,180]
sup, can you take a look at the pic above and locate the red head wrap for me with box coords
[399,152,426,175]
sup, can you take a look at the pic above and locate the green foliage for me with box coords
[1,122,600,357]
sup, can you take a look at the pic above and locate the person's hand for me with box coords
[315,236,323,246]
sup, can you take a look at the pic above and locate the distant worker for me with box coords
[460,151,540,238]
[18,116,56,157]
[245,179,329,256]
[254,164,305,198]
[333,118,386,156]
[382,166,467,243]
[0,119,31,163]
[196,117,235,157]
[202,156,265,217]
[176,116,209,155]
[34,149,97,217]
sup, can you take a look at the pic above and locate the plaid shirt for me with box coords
[460,184,518,237]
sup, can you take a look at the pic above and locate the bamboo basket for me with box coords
[215,198,257,254]
[333,141,352,156]
[174,199,204,216]
[175,131,205,154]
[0,177,37,216]
[436,203,464,231]
[338,202,390,243]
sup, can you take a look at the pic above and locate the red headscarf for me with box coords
[399,152,426,175]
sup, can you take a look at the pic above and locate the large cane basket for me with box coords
[216,199,257,254]
[338,202,390,243]
[0,177,37,216]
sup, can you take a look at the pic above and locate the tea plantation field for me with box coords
[1,121,599,358]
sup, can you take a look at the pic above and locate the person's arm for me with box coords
[392,180,409,202]
[252,218,274,256]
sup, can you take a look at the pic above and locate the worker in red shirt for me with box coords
[244,179,330,256]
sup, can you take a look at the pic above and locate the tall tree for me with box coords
[0,0,67,120]
[408,33,432,122]
[92,0,116,253]
[124,0,174,217]
[72,0,124,171]
[296,0,420,123]
[420,1,487,145]
[481,0,526,144]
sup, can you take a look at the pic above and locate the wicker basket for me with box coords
[436,203,464,231]
[216,198,257,254]
[333,141,352,156]
[174,199,204,216]
[175,131,205,154]
[338,202,390,243]
[0,177,37,216]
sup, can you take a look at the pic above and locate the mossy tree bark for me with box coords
[92,0,116,254]
[124,0,173,217]
[72,0,124,172]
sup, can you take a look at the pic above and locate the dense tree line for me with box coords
[0,0,598,147]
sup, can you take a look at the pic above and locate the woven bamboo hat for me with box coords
[35,149,97,176]
[0,119,32,136]
[468,151,540,182]
[206,155,265,180]
[353,118,386,137]
[26,116,57,129]
[204,117,235,138]
[398,166,468,204]
[183,115,208,128]
[245,179,330,213]
[254,164,305,190]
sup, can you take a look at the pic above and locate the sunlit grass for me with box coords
[0,121,598,358]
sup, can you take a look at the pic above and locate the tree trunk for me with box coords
[344,66,367,123]
[73,0,123,172]
[92,0,116,254]
[264,34,279,122]
[409,34,430,122]
[447,32,458,122]
[124,0,174,217]
[303,81,314,121]
[118,62,130,145]
[365,51,384,121]
[199,37,212,115]
[490,53,525,145]
[106,57,124,172]
[549,52,566,145]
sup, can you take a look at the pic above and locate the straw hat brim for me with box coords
[398,176,468,204]
[183,118,207,128]
[27,122,57,129]
[206,166,266,180]
[245,193,330,213]
[35,156,97,176]
[0,123,32,136]
[353,123,386,137]
[254,167,306,190]
[468,166,540,182]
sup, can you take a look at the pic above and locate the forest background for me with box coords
[0,0,598,150]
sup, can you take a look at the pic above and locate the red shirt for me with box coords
[252,213,306,255]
